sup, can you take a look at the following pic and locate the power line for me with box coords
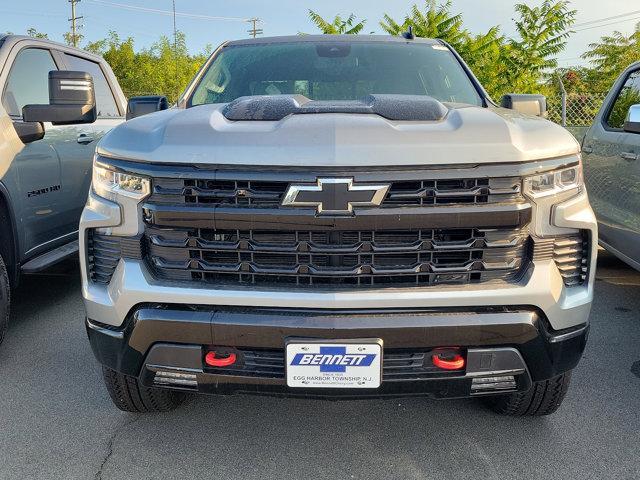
[85,0,251,22]
[573,15,640,33]
[0,9,66,17]
[556,56,582,62]
[573,9,640,28]
[82,15,158,38]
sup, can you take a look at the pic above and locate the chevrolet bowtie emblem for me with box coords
[282,178,390,215]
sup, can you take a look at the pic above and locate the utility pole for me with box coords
[68,0,83,47]
[172,0,179,103]
[247,18,263,38]
[172,0,178,53]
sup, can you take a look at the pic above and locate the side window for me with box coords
[2,48,58,117]
[607,70,640,129]
[62,53,120,117]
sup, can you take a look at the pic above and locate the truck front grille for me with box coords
[88,163,536,290]
[150,177,523,208]
[145,227,530,287]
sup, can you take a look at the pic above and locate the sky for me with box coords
[1,0,639,67]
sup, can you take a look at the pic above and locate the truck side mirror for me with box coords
[22,71,97,125]
[623,104,640,134]
[12,121,45,144]
[126,95,169,120]
[500,94,547,117]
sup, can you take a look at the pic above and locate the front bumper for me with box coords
[86,306,588,399]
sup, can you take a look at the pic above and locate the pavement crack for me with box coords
[95,416,141,480]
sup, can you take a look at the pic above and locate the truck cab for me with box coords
[0,35,126,344]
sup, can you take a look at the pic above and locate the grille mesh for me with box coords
[145,227,530,287]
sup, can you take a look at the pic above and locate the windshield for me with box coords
[189,41,483,107]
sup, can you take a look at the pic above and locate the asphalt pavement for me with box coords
[0,251,639,480]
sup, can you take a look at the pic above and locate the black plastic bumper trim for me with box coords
[142,203,532,231]
[86,305,588,397]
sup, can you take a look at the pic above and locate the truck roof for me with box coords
[225,34,441,47]
[0,35,105,63]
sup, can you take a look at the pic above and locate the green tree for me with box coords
[26,28,48,39]
[582,23,640,92]
[307,10,367,34]
[380,1,503,97]
[63,31,84,47]
[86,32,140,97]
[379,0,574,99]
[86,31,209,103]
[503,1,576,94]
[380,1,466,46]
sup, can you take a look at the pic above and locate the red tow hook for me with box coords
[432,349,465,370]
[205,351,237,367]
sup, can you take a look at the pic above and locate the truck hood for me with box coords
[98,103,579,167]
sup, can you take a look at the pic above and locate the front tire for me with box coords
[483,371,572,416]
[0,254,10,347]
[102,367,186,413]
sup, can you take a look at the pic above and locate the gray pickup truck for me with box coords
[583,62,640,270]
[82,35,597,417]
[0,35,126,344]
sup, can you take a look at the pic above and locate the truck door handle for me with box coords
[582,146,593,154]
[620,152,638,161]
[77,133,94,145]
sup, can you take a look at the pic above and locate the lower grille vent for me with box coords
[205,349,464,380]
[87,232,121,284]
[87,231,143,285]
[553,233,588,286]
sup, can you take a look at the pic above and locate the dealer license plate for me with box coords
[286,339,382,389]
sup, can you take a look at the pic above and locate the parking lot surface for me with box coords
[0,252,639,480]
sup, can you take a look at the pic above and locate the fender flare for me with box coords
[0,181,20,284]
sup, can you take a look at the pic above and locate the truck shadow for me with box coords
[9,258,81,330]
[595,249,640,287]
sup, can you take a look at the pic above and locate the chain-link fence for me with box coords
[547,93,607,127]
[547,92,607,140]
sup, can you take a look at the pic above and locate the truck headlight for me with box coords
[92,161,151,202]
[523,164,583,199]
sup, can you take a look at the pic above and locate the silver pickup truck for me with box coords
[0,35,127,345]
[80,34,597,417]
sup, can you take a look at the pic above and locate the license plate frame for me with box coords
[285,338,383,389]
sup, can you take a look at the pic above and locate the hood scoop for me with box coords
[222,94,449,122]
